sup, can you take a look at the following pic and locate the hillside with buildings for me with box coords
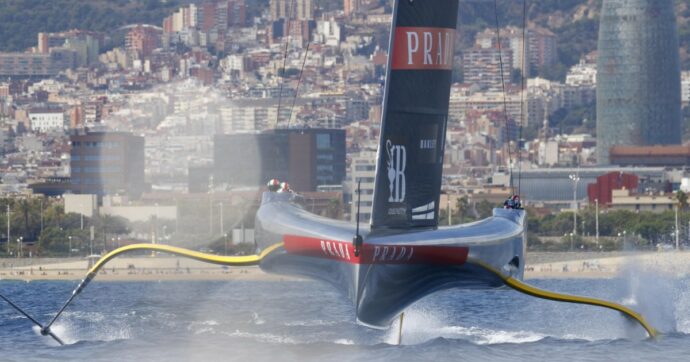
[0,0,690,253]
[0,0,189,51]
[455,0,690,78]
[1,1,688,72]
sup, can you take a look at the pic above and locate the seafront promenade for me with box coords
[0,255,292,282]
[1,251,690,282]
[525,251,690,278]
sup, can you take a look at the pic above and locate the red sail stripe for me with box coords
[283,235,468,265]
[391,27,455,70]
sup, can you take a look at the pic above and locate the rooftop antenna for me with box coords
[516,0,528,195]
[287,40,310,130]
[353,179,363,257]
[276,0,296,128]
[492,0,514,195]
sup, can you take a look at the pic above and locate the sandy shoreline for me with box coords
[2,251,690,282]
[0,256,299,282]
[524,250,690,279]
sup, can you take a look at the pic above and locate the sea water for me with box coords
[1,275,690,361]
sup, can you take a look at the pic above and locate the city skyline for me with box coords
[0,0,689,218]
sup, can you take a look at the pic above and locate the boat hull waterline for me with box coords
[256,193,525,328]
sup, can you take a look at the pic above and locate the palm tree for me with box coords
[17,199,33,241]
[455,196,470,223]
[326,199,342,219]
[676,190,688,210]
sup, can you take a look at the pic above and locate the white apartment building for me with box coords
[459,92,523,124]
[220,106,256,132]
[315,19,341,47]
[350,151,376,223]
[609,188,674,213]
[682,71,690,106]
[29,109,65,133]
[566,59,597,87]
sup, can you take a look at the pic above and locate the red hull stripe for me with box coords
[283,235,468,265]
[391,27,455,70]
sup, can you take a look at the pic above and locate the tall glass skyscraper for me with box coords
[596,0,681,164]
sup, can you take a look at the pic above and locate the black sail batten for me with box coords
[371,0,459,230]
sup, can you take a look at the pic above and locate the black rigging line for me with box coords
[353,180,363,257]
[493,0,514,194]
[517,0,528,195]
[287,40,311,130]
[276,0,296,129]
[0,292,64,345]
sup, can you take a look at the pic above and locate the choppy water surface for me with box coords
[2,273,690,361]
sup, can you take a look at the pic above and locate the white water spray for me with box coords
[615,254,690,335]
[385,306,545,345]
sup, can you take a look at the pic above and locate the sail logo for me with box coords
[391,27,455,70]
[320,240,351,261]
[372,246,414,263]
[412,201,435,220]
[420,139,436,149]
[283,235,469,265]
[386,140,406,203]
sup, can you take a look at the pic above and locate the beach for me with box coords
[0,255,296,282]
[525,250,690,278]
[2,250,690,282]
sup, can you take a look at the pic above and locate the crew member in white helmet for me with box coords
[278,182,292,193]
[267,179,281,192]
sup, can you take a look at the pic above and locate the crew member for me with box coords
[512,195,522,209]
[267,179,281,192]
[504,195,523,210]
[278,182,292,193]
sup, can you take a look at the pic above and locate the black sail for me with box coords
[371,0,459,230]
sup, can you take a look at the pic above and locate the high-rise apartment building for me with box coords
[204,0,247,30]
[296,0,313,20]
[681,71,690,106]
[29,108,65,133]
[270,0,313,20]
[228,0,246,27]
[70,132,146,197]
[596,0,682,164]
[344,0,361,16]
[474,26,556,77]
[270,0,290,20]
[125,25,162,58]
[350,151,376,223]
[214,129,345,192]
[201,2,217,32]
[463,47,513,91]
[0,53,54,77]
[528,27,557,72]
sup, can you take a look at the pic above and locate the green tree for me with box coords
[677,190,688,210]
[476,200,497,219]
[0,0,186,51]
[549,104,596,134]
[325,199,342,219]
[94,215,130,235]
[38,227,69,254]
[455,196,474,223]
[91,215,130,252]
[526,232,543,251]
[539,212,575,236]
[12,198,41,242]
